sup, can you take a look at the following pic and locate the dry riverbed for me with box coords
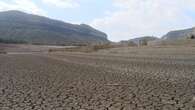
[0,46,195,109]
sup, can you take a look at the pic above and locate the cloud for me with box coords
[42,0,79,8]
[91,0,195,41]
[0,0,46,15]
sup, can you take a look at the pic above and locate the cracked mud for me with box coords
[0,47,195,110]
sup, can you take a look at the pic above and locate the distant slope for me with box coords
[162,27,195,40]
[118,40,137,47]
[0,10,109,45]
[129,36,159,45]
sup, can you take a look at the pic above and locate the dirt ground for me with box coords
[0,45,195,110]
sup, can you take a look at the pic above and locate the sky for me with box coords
[0,0,195,41]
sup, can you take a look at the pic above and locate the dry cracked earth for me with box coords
[0,46,195,110]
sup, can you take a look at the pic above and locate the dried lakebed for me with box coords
[0,49,195,110]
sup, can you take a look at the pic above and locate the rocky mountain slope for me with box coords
[162,27,195,40]
[0,10,109,45]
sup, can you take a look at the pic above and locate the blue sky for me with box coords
[0,0,195,41]
[34,0,116,23]
[0,0,116,23]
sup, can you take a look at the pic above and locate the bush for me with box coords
[0,50,7,54]
[190,35,195,39]
[92,43,114,51]
[48,43,115,53]
[0,38,27,44]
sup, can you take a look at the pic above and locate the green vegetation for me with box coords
[0,38,26,44]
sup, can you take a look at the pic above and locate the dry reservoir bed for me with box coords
[0,47,195,110]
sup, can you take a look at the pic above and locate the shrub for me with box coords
[92,43,115,51]
[0,49,7,54]
[48,43,115,53]
[190,35,195,39]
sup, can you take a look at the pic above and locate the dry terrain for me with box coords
[0,45,195,110]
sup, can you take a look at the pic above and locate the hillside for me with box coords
[162,27,195,40]
[0,10,109,45]
[129,36,159,45]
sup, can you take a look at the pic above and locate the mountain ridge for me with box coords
[162,27,195,40]
[0,10,109,45]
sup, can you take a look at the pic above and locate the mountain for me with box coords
[0,10,109,45]
[129,36,159,45]
[119,40,137,46]
[162,27,195,40]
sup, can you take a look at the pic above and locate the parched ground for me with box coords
[0,46,195,110]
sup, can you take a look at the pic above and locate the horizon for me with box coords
[0,0,195,42]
